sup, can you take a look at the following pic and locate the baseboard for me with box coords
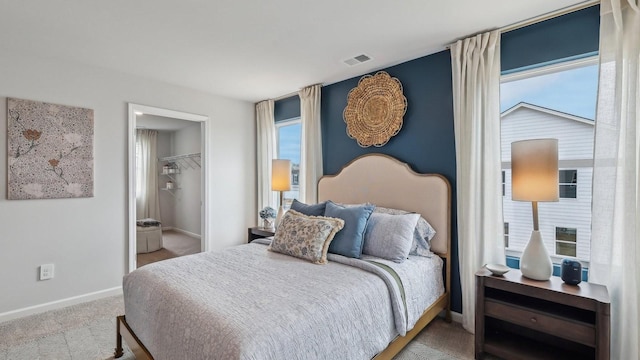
[449,310,463,323]
[171,227,201,240]
[161,226,173,231]
[0,286,122,323]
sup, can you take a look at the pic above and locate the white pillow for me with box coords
[373,206,436,257]
[362,212,420,263]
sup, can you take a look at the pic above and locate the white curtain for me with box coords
[136,129,161,221]
[590,1,639,358]
[256,100,277,220]
[299,84,323,203]
[450,30,505,333]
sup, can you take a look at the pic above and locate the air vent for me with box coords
[343,54,372,66]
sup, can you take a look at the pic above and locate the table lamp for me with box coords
[272,159,291,228]
[511,139,558,280]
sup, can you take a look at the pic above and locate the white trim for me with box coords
[439,310,463,324]
[172,227,202,240]
[128,103,210,272]
[501,56,598,83]
[0,287,122,323]
[501,102,596,125]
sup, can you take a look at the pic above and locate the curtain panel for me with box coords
[450,30,505,333]
[299,84,323,204]
[256,100,277,222]
[590,1,640,358]
[136,129,161,222]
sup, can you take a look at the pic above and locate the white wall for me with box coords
[172,123,202,235]
[0,52,256,317]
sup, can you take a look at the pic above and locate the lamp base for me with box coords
[275,205,285,229]
[520,230,553,281]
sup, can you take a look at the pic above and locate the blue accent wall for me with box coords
[502,5,600,73]
[321,50,462,311]
[310,6,599,315]
[275,96,300,122]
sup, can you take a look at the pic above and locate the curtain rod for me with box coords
[446,0,599,49]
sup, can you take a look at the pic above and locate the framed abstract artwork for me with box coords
[7,98,94,200]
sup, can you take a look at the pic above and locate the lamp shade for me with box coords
[272,159,291,192]
[511,139,559,202]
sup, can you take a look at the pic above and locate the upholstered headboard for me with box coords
[317,154,451,256]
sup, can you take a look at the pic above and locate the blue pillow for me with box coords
[324,201,375,258]
[290,199,327,216]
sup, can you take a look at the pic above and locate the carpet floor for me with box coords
[136,230,201,268]
[1,295,474,360]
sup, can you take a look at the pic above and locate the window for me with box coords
[555,227,577,257]
[504,223,509,248]
[275,119,301,209]
[559,169,577,198]
[500,57,597,262]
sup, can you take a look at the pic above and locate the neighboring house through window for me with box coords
[275,118,301,209]
[500,57,597,267]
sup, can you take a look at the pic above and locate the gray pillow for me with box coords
[373,206,436,257]
[363,212,420,263]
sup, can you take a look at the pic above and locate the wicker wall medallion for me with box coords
[343,71,407,147]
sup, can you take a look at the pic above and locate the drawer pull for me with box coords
[530,317,537,323]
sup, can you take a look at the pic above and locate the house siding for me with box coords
[501,105,594,261]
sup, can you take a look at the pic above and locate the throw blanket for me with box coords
[123,240,443,360]
[136,218,161,227]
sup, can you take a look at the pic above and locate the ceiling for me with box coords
[2,0,588,103]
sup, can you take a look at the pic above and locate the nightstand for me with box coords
[247,227,275,243]
[475,268,610,360]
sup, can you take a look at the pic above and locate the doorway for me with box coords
[127,104,210,272]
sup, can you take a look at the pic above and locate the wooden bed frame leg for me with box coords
[444,294,452,323]
[114,316,124,358]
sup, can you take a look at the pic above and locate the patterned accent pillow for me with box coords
[374,206,436,257]
[269,210,344,264]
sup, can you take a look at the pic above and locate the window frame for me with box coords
[500,55,597,268]
[555,226,578,257]
[504,222,509,249]
[559,169,578,199]
[275,117,301,209]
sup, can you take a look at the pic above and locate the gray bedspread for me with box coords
[123,240,443,360]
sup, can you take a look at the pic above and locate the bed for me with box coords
[115,153,451,360]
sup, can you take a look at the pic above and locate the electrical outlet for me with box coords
[39,264,54,280]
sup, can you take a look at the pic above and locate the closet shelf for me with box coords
[159,153,201,170]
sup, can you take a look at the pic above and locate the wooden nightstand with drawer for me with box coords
[475,268,610,360]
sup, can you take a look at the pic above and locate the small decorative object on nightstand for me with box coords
[561,258,582,285]
[475,268,610,360]
[247,227,275,243]
[259,206,276,230]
